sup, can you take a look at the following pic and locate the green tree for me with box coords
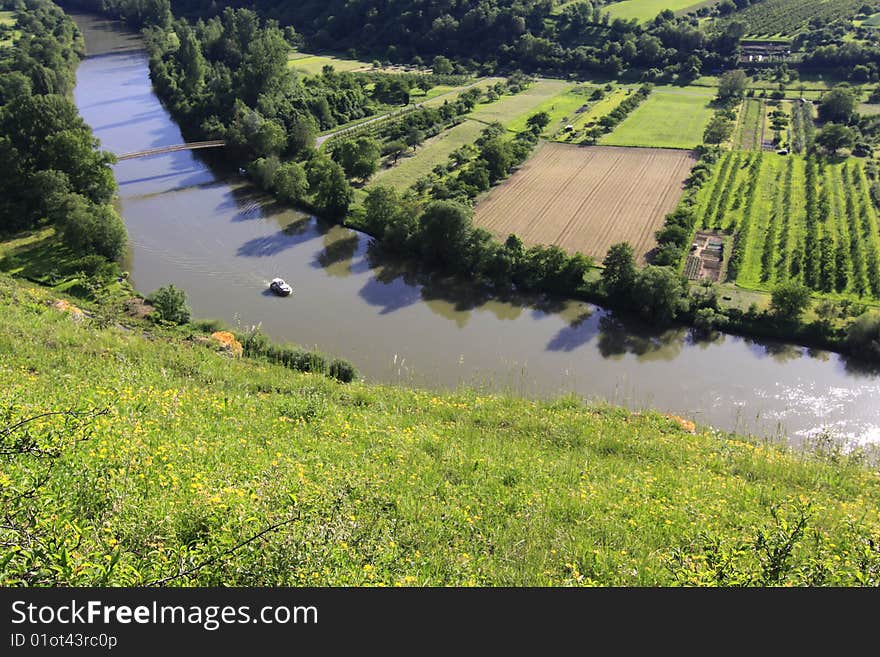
[331,136,381,181]
[307,155,352,217]
[58,193,127,261]
[601,242,637,300]
[147,284,191,325]
[703,114,734,144]
[418,201,474,269]
[384,139,408,164]
[815,123,855,155]
[845,312,880,362]
[818,87,857,124]
[272,161,308,204]
[405,127,425,151]
[480,139,513,183]
[770,280,812,320]
[177,26,207,95]
[632,266,689,323]
[363,185,403,238]
[717,70,748,103]
[432,55,453,75]
[526,111,551,131]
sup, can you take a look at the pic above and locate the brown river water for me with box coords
[70,13,880,446]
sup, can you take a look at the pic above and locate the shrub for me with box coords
[770,280,811,321]
[147,284,191,325]
[329,358,359,383]
[845,313,880,361]
[59,194,127,261]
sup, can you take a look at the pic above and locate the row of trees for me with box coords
[416,116,545,205]
[362,189,592,296]
[150,0,744,80]
[0,0,126,260]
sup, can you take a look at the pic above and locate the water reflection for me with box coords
[745,338,806,364]
[546,308,598,352]
[314,230,359,278]
[596,314,687,361]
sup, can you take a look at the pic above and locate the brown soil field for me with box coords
[474,143,696,264]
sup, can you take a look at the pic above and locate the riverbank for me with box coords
[49,10,880,444]
[3,272,880,586]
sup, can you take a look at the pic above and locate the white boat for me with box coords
[269,278,293,296]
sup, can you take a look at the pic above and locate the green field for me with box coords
[862,12,880,27]
[368,80,578,191]
[504,84,592,135]
[288,52,371,75]
[469,78,572,128]
[695,152,880,299]
[2,272,880,586]
[600,87,714,149]
[735,98,764,151]
[367,119,486,191]
[605,0,706,22]
[554,88,632,142]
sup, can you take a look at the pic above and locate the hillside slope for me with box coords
[1,274,879,586]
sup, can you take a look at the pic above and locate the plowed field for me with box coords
[474,143,696,263]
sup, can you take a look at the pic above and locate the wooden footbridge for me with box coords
[116,140,226,161]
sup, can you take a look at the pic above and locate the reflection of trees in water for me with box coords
[686,328,726,349]
[358,243,580,327]
[596,314,687,361]
[315,228,360,278]
[546,308,598,352]
[842,355,880,377]
[744,338,804,364]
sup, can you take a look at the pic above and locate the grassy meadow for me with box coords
[288,52,371,75]
[469,78,572,129]
[604,0,707,22]
[601,87,714,149]
[2,272,880,586]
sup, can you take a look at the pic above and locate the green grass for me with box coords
[419,78,503,108]
[504,84,593,136]
[600,87,714,149]
[368,119,486,191]
[862,12,880,27]
[2,272,879,586]
[604,0,707,22]
[287,52,371,75]
[0,227,132,302]
[411,84,457,101]
[469,78,573,129]
[735,98,764,151]
[553,88,632,143]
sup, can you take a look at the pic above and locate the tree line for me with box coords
[0,0,126,261]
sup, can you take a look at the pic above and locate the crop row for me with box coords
[696,152,880,300]
[719,0,865,36]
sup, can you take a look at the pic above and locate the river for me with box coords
[70,13,880,446]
